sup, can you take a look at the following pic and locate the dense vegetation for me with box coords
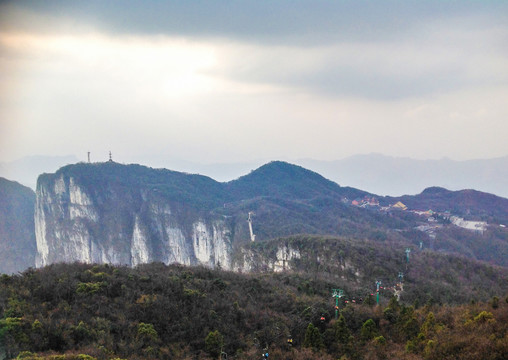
[1,246,507,359]
[239,236,508,305]
[0,178,36,274]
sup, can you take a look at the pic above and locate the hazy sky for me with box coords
[1,0,507,166]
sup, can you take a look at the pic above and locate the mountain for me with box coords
[0,177,36,274]
[390,186,508,224]
[35,161,231,269]
[34,160,508,271]
[34,161,369,270]
[296,154,508,198]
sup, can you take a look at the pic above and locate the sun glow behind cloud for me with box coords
[1,32,220,97]
[0,1,507,165]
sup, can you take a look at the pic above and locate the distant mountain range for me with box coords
[296,154,508,199]
[0,155,78,190]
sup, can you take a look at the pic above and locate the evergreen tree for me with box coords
[383,296,401,324]
[420,312,437,338]
[397,306,419,340]
[303,323,323,351]
[205,330,224,358]
[361,319,378,341]
[334,314,351,344]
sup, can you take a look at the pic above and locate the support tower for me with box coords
[248,212,256,242]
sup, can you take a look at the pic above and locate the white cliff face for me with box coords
[36,176,99,267]
[69,178,92,205]
[273,244,301,272]
[233,249,254,273]
[212,222,231,269]
[193,221,211,263]
[233,243,301,273]
[34,186,49,267]
[191,221,232,269]
[163,226,192,266]
[131,216,151,266]
[62,222,92,263]
[69,178,98,221]
[36,170,233,269]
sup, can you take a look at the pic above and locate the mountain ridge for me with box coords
[2,159,508,273]
[34,160,508,270]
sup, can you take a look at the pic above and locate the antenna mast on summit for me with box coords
[248,212,256,242]
[87,152,90,163]
[109,151,113,162]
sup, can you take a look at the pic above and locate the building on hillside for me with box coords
[391,201,408,211]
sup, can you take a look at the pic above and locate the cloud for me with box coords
[2,1,507,44]
[0,1,507,163]
[207,21,508,100]
[2,1,507,101]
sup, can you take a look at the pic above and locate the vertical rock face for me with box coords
[233,243,301,273]
[35,163,232,269]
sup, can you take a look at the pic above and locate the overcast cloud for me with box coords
[0,0,507,166]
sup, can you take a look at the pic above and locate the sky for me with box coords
[1,0,507,167]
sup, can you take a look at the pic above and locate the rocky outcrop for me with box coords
[35,163,232,269]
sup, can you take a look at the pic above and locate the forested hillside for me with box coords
[0,178,36,274]
[1,236,507,359]
[236,236,508,305]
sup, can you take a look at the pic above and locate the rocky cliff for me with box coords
[34,160,508,272]
[34,160,366,271]
[35,162,233,269]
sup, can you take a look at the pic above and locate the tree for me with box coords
[303,323,323,351]
[420,312,437,338]
[205,330,224,358]
[334,315,351,344]
[137,322,159,348]
[489,296,499,309]
[397,306,419,341]
[361,319,378,341]
[383,297,400,324]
